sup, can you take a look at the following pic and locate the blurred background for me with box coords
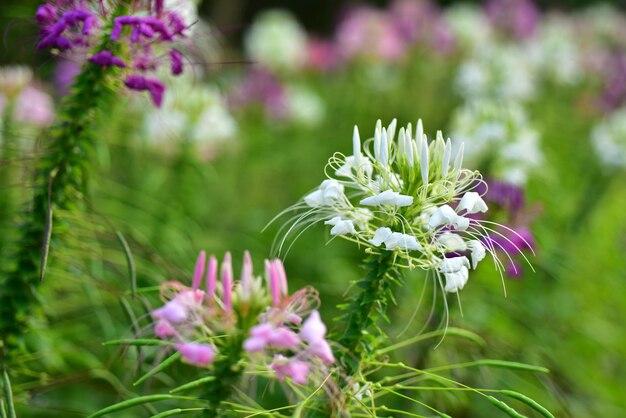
[1,0,626,417]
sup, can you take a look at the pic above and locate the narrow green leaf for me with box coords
[501,390,555,418]
[487,396,528,418]
[170,376,216,394]
[474,360,549,373]
[87,394,174,418]
[103,339,170,347]
[0,398,8,418]
[134,352,181,386]
[115,230,137,298]
[151,409,183,418]
[1,370,16,418]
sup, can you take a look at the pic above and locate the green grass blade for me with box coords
[87,394,174,418]
[1,370,16,418]
[170,376,216,394]
[134,351,181,386]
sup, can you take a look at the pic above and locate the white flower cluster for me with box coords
[277,118,500,293]
[450,100,543,185]
[527,16,582,85]
[591,108,626,170]
[455,43,537,103]
[143,74,237,157]
[245,10,308,73]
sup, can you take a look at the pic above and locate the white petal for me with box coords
[304,190,324,207]
[324,216,341,226]
[420,136,429,184]
[329,219,356,236]
[468,240,486,269]
[380,128,389,165]
[457,192,488,214]
[370,227,393,246]
[352,126,361,162]
[444,267,469,293]
[440,256,471,273]
[437,232,467,252]
[428,205,458,229]
[385,232,422,251]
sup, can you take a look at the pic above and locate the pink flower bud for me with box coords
[192,251,206,291]
[240,250,253,300]
[206,255,217,301]
[221,252,233,312]
[175,342,215,367]
[268,260,281,306]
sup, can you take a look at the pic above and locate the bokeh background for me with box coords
[1,0,626,417]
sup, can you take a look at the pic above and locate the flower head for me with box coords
[273,118,514,292]
[150,251,333,383]
[35,0,195,106]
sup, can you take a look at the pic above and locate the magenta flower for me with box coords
[336,7,408,62]
[175,342,216,367]
[485,0,539,41]
[271,355,310,385]
[35,0,191,107]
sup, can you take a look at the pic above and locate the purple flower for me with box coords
[485,0,539,40]
[335,6,408,62]
[301,311,334,364]
[124,74,165,107]
[170,49,184,75]
[88,50,126,68]
[228,68,287,119]
[54,59,80,96]
[175,342,216,367]
[36,0,190,107]
[271,355,310,385]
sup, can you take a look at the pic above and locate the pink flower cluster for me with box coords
[305,0,454,70]
[35,0,190,106]
[150,251,334,384]
[245,307,334,384]
[0,68,54,127]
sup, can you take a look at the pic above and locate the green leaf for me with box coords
[151,409,184,418]
[170,376,216,394]
[115,230,137,298]
[473,360,549,373]
[501,390,555,418]
[87,395,174,418]
[134,351,181,386]
[1,370,16,418]
[103,338,171,347]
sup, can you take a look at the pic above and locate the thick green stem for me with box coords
[202,336,245,417]
[335,253,394,377]
[0,61,119,363]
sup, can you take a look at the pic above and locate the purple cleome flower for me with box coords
[35,0,191,107]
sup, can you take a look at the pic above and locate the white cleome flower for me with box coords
[450,100,542,185]
[272,117,515,292]
[244,10,307,73]
[591,108,626,170]
[440,256,470,293]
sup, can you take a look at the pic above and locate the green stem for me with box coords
[335,252,394,377]
[0,60,120,363]
[202,336,245,417]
